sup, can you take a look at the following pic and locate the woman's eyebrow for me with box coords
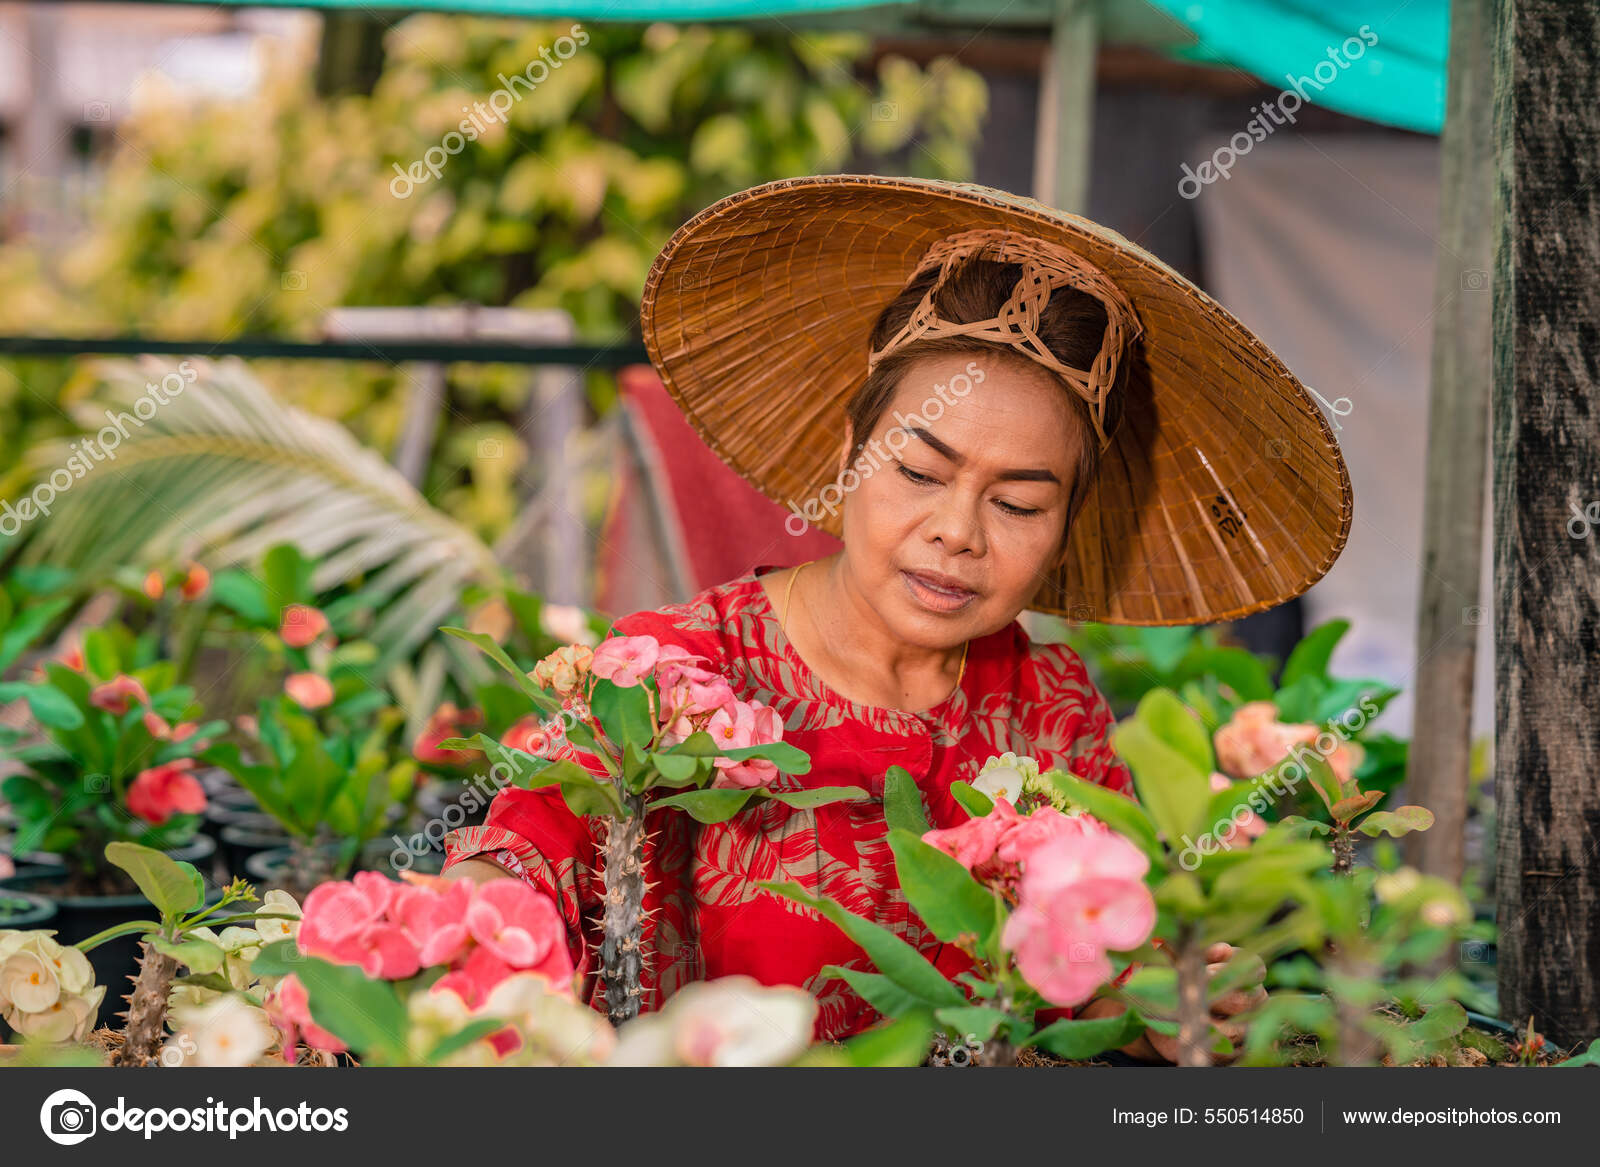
[908,427,1060,484]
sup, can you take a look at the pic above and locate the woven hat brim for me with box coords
[641,175,1352,626]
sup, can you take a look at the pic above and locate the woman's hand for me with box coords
[1076,943,1267,1064]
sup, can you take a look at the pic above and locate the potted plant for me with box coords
[0,624,227,1021]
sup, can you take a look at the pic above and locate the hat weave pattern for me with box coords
[867,228,1144,450]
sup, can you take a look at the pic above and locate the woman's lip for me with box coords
[901,570,978,613]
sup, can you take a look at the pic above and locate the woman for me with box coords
[445,176,1350,1056]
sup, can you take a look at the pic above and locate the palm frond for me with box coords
[19,357,503,712]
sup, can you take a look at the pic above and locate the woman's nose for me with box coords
[924,490,986,556]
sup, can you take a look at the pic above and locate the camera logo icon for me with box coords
[40,1088,97,1145]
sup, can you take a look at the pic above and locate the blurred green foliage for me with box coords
[0,16,986,541]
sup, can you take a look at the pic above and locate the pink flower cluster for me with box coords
[925,802,1155,1008]
[1213,701,1361,786]
[588,635,785,789]
[271,872,574,1054]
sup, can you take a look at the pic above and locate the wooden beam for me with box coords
[1032,0,1096,212]
[1493,0,1600,1046]
[1404,0,1494,883]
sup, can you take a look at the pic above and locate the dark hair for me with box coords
[845,258,1127,534]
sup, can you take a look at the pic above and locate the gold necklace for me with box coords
[780,560,969,691]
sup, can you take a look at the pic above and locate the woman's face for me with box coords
[839,350,1087,650]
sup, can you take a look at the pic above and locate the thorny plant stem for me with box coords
[601,791,648,1025]
[1175,926,1211,1068]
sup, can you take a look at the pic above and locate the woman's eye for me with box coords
[896,464,939,487]
[994,499,1042,517]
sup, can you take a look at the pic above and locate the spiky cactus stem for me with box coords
[1330,826,1357,876]
[601,793,647,1025]
[111,940,177,1067]
[1174,928,1210,1067]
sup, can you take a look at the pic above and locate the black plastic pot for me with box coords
[0,889,58,930]
[245,840,443,893]
[207,805,290,879]
[0,833,220,1029]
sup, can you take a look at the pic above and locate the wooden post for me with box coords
[1404,0,1494,883]
[1493,0,1600,1047]
[1032,0,1096,213]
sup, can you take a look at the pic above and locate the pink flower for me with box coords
[707,700,783,789]
[1213,701,1316,780]
[393,878,475,967]
[179,562,210,601]
[279,604,331,649]
[923,798,1025,884]
[433,945,518,1010]
[413,703,483,765]
[57,643,84,672]
[501,716,555,756]
[465,880,571,976]
[589,635,660,688]
[657,662,736,738]
[284,672,335,710]
[269,974,346,1055]
[125,759,207,825]
[90,674,149,715]
[170,721,200,743]
[143,570,165,601]
[143,710,172,739]
[298,872,420,980]
[997,814,1155,1008]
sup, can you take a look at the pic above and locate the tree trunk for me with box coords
[1492,0,1600,1047]
[1405,0,1495,885]
[601,794,647,1025]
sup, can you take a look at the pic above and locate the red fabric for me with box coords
[445,567,1133,1041]
[598,366,839,613]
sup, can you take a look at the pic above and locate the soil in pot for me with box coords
[0,834,220,1030]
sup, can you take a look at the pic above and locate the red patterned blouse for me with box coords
[443,566,1132,1040]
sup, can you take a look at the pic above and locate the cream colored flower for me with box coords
[608,976,816,1067]
[540,604,598,647]
[255,889,302,947]
[169,995,275,1067]
[473,974,616,1066]
[973,752,1041,805]
[7,985,103,1042]
[532,643,595,696]
[1,950,61,1013]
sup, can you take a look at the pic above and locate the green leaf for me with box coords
[934,1004,1011,1043]
[1137,626,1197,674]
[1114,709,1212,848]
[1358,806,1434,838]
[208,569,271,625]
[821,965,942,1018]
[1044,770,1162,862]
[1187,647,1274,702]
[262,542,313,617]
[439,627,564,717]
[426,1018,511,1065]
[649,787,757,823]
[0,596,71,673]
[294,954,409,1064]
[949,780,993,818]
[591,678,655,751]
[249,938,302,978]
[887,828,999,948]
[1558,1038,1600,1067]
[105,841,204,918]
[650,751,700,783]
[840,1012,935,1067]
[151,935,225,975]
[760,881,964,1007]
[1137,688,1214,776]
[718,740,812,775]
[1027,1010,1146,1059]
[1280,619,1350,687]
[20,685,85,730]
[882,766,930,835]
[759,785,867,811]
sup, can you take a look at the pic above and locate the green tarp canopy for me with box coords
[136,0,1446,133]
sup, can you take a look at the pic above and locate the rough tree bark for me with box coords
[1492,0,1600,1047]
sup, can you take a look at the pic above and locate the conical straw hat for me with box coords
[640,174,1351,626]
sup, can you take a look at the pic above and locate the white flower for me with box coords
[6,985,103,1043]
[169,996,275,1067]
[539,604,598,647]
[973,752,1040,805]
[471,975,616,1067]
[255,889,302,946]
[608,976,816,1067]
